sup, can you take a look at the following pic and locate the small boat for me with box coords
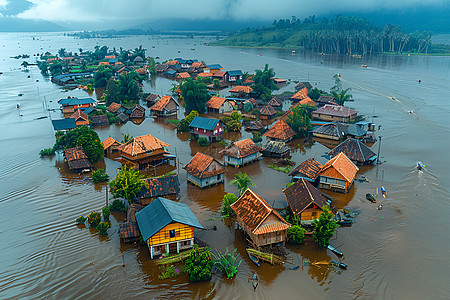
[337,219,354,226]
[366,193,377,203]
[251,273,259,291]
[381,186,386,198]
[331,260,348,269]
[327,244,343,256]
[361,64,368,68]
[16,103,20,108]
[289,265,300,270]
[417,162,424,171]
[247,250,260,267]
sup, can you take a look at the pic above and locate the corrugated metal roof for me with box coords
[346,124,367,137]
[189,116,220,131]
[58,97,96,105]
[136,197,203,241]
[51,118,76,131]
[206,64,222,69]
[227,70,243,76]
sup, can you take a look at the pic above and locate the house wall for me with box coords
[236,214,287,247]
[187,173,224,188]
[319,175,351,193]
[147,223,193,247]
[219,102,234,113]
[121,148,165,161]
[223,152,260,166]
[312,112,356,123]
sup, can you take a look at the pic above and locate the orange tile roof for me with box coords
[260,104,277,116]
[229,85,253,93]
[206,96,227,109]
[105,55,116,59]
[299,96,315,106]
[107,102,122,113]
[70,109,89,121]
[135,68,147,75]
[230,189,290,233]
[64,146,88,161]
[290,87,309,100]
[118,134,170,156]
[263,119,296,141]
[319,152,359,183]
[176,72,191,79]
[183,152,224,178]
[191,62,204,68]
[197,72,213,77]
[98,61,110,67]
[102,137,121,150]
[289,158,323,179]
[220,138,262,158]
[150,96,175,111]
[166,60,179,65]
[213,71,226,77]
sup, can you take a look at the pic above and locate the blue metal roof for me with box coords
[189,116,220,131]
[53,72,92,80]
[165,70,177,75]
[81,106,95,115]
[225,97,248,102]
[136,197,203,241]
[51,118,76,131]
[58,97,96,105]
[206,64,222,69]
[227,70,243,76]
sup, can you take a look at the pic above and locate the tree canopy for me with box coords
[253,64,278,91]
[108,166,148,203]
[180,78,210,114]
[286,104,314,137]
[230,172,255,196]
[311,205,339,248]
[94,65,113,87]
[53,125,103,162]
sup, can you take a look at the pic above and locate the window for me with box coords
[146,150,153,155]
[169,230,176,238]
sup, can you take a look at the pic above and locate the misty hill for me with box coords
[0,17,67,32]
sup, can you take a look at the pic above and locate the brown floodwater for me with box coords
[0,32,449,299]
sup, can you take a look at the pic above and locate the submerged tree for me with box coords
[53,126,104,162]
[183,245,212,282]
[253,64,278,91]
[331,88,352,106]
[286,104,314,137]
[230,172,256,196]
[311,205,339,248]
[180,78,210,114]
[108,166,148,203]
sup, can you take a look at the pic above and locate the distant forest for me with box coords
[214,15,449,55]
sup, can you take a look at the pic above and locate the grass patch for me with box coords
[268,164,291,174]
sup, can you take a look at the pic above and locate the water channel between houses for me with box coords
[0,33,449,299]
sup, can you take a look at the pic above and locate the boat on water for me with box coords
[362,64,368,68]
[331,260,348,269]
[251,273,259,290]
[247,249,260,267]
[327,244,343,256]
[417,162,424,171]
[366,193,377,203]
[336,213,354,226]
[381,186,386,198]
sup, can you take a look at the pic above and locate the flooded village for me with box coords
[1,32,450,299]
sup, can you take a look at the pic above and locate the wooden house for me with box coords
[295,82,312,92]
[283,178,329,224]
[119,203,144,243]
[225,70,243,82]
[327,138,377,166]
[316,95,337,107]
[213,71,227,81]
[51,118,76,132]
[263,119,296,143]
[176,72,191,80]
[102,137,122,155]
[268,97,282,110]
[206,96,234,114]
[117,112,129,123]
[183,152,225,188]
[117,134,172,170]
[70,109,89,126]
[259,105,277,120]
[145,94,161,105]
[107,102,125,115]
[136,175,180,205]
[312,104,358,123]
[289,88,309,102]
[136,197,203,259]
[288,158,323,183]
[245,120,267,132]
[126,104,145,119]
[150,96,179,117]
[90,114,109,126]
[230,189,290,247]
[299,96,315,107]
[189,116,224,142]
[229,86,253,98]
[311,121,348,141]
[318,152,359,193]
[204,64,223,74]
[58,97,96,114]
[64,147,93,173]
[261,141,290,158]
[220,138,262,167]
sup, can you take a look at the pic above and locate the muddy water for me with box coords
[0,32,449,299]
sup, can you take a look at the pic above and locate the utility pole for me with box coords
[376,136,382,164]
[105,185,109,207]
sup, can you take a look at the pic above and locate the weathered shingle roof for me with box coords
[263,119,296,141]
[327,138,376,164]
[90,114,109,126]
[314,105,358,118]
[117,112,129,123]
[283,178,328,215]
[183,152,224,178]
[289,158,323,180]
[230,189,290,234]
[311,121,348,138]
[146,94,160,102]
[118,134,170,156]
[346,124,367,137]
[262,140,290,154]
[319,152,359,183]
[64,147,87,161]
[150,96,177,111]
[295,82,312,91]
[268,97,282,107]
[136,197,203,241]
[260,105,277,116]
[52,118,76,131]
[245,120,266,131]
[189,116,220,131]
[290,88,309,101]
[107,102,122,113]
[67,158,93,171]
[219,138,262,158]
[229,85,253,93]
[137,175,180,200]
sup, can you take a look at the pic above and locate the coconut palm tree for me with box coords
[331,88,353,106]
[230,172,255,196]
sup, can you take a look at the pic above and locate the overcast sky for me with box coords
[0,0,448,25]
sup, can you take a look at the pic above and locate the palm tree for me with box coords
[230,172,256,196]
[331,88,352,106]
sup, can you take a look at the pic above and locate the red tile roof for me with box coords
[290,87,309,100]
[219,138,262,158]
[104,55,116,59]
[260,104,277,116]
[229,85,253,93]
[206,96,227,109]
[289,158,323,179]
[230,189,290,234]
[166,60,179,65]
[191,62,204,69]
[102,137,121,150]
[176,72,191,79]
[213,71,226,78]
[118,134,170,156]
[183,152,224,178]
[197,72,213,77]
[64,147,88,161]
[283,178,328,215]
[70,109,89,125]
[299,96,315,106]
[150,96,176,111]
[107,102,122,113]
[263,119,296,141]
[319,152,359,183]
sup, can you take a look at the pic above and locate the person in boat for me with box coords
[417,162,423,170]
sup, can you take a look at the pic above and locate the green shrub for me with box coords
[39,148,55,157]
[221,193,238,217]
[183,245,212,282]
[102,207,110,222]
[92,169,109,183]
[287,225,306,244]
[251,132,262,143]
[212,248,242,279]
[312,206,339,248]
[96,222,109,236]
[76,216,86,225]
[158,265,183,280]
[109,199,127,213]
[87,211,101,227]
[197,137,209,146]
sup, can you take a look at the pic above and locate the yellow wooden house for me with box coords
[135,197,203,259]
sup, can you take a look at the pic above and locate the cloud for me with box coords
[0,0,8,9]
[17,0,448,23]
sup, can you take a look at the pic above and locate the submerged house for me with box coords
[119,204,144,243]
[150,96,179,117]
[283,178,329,224]
[126,104,145,119]
[327,138,377,166]
[206,96,234,114]
[259,105,277,120]
[288,158,323,183]
[263,119,296,143]
[189,116,224,142]
[107,102,125,115]
[230,189,291,248]
[204,64,223,74]
[117,134,172,170]
[316,96,337,107]
[229,85,253,98]
[136,197,203,259]
[90,114,109,126]
[137,175,180,205]
[220,138,262,167]
[225,70,244,82]
[102,137,122,155]
[64,146,93,173]
[51,118,76,132]
[312,104,358,123]
[261,140,290,158]
[245,120,267,132]
[58,97,96,114]
[70,109,89,126]
[183,152,225,188]
[146,94,161,105]
[289,87,309,102]
[295,82,312,92]
[318,152,359,193]
[311,121,348,141]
